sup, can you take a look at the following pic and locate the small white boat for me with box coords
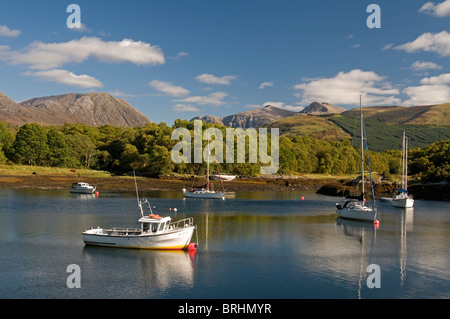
[83,199,196,250]
[391,131,414,208]
[392,191,414,208]
[211,174,236,181]
[70,182,96,194]
[336,199,377,222]
[182,187,224,199]
[82,174,197,250]
[183,136,225,199]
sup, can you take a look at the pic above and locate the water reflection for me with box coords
[82,247,196,295]
[1,189,449,298]
[336,218,378,299]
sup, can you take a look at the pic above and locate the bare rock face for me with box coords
[191,105,297,128]
[0,91,151,127]
[190,115,224,125]
[300,102,346,115]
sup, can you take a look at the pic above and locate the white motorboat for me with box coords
[336,96,378,223]
[70,182,96,194]
[392,131,414,208]
[211,174,236,181]
[82,174,197,250]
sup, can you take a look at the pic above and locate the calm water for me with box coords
[0,188,449,299]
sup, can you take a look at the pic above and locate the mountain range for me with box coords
[192,102,345,128]
[0,91,150,127]
[1,90,449,151]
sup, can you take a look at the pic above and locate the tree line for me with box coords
[0,120,448,182]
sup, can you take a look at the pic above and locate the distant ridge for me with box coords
[192,105,296,128]
[0,91,151,127]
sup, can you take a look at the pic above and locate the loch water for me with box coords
[0,188,449,299]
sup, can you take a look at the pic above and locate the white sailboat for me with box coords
[336,96,378,223]
[183,136,225,199]
[392,131,414,208]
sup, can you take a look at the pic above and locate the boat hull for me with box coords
[392,198,414,208]
[336,208,376,222]
[70,188,95,194]
[183,191,224,199]
[82,227,195,250]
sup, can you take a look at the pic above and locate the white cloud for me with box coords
[293,69,401,106]
[258,81,274,89]
[381,43,394,51]
[419,0,450,17]
[195,73,237,85]
[174,91,228,106]
[172,104,199,112]
[395,30,450,57]
[420,73,450,84]
[149,80,190,97]
[401,73,450,105]
[0,25,21,37]
[402,84,450,105]
[107,90,138,98]
[8,36,165,70]
[410,60,442,71]
[170,51,190,60]
[24,69,103,88]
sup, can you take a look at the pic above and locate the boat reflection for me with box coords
[336,217,377,299]
[82,246,196,292]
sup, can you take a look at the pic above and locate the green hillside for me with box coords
[267,112,450,152]
[329,115,450,152]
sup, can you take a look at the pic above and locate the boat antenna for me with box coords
[134,171,143,217]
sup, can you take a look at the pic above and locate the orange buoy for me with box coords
[301,196,304,200]
[95,191,99,197]
[374,220,379,225]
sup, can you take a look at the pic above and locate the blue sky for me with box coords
[1,0,450,124]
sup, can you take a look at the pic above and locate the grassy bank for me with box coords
[0,164,112,177]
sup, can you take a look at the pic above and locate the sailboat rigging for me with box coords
[182,134,225,199]
[392,131,414,208]
[336,96,378,223]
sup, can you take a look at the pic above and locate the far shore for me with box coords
[0,165,448,201]
[0,173,331,193]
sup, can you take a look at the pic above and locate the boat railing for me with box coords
[106,227,141,235]
[170,217,194,229]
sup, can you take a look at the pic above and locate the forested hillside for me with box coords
[0,119,448,182]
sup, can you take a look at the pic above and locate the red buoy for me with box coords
[301,196,304,200]
[95,191,99,197]
[188,243,197,252]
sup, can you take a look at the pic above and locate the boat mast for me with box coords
[206,133,210,191]
[360,95,365,201]
[401,131,405,190]
[134,171,143,217]
[405,132,408,191]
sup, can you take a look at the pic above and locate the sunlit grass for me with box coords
[0,164,112,177]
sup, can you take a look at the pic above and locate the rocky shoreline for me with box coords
[316,179,450,202]
[0,174,448,201]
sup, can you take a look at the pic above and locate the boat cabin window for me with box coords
[142,223,149,232]
[158,222,167,232]
[152,223,159,233]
